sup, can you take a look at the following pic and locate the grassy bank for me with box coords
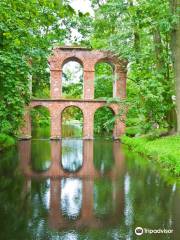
[121,135,180,176]
[0,134,15,151]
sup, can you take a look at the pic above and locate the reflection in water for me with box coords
[94,140,114,173]
[31,140,51,172]
[61,178,82,220]
[62,139,83,172]
[94,179,116,218]
[0,138,179,239]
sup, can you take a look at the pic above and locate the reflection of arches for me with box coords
[62,59,83,99]
[61,139,83,172]
[31,140,51,172]
[31,105,50,139]
[94,106,115,138]
[18,139,124,178]
[94,62,114,99]
[48,178,124,230]
[61,178,83,220]
[61,106,83,138]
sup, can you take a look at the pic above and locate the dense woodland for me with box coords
[0,0,180,139]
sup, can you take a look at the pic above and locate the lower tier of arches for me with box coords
[20,99,125,140]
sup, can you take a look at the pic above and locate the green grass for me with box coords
[0,134,15,151]
[121,135,180,176]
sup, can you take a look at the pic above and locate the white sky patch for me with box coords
[62,61,83,84]
[70,0,94,16]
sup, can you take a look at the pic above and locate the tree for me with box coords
[91,0,176,134]
[170,0,180,133]
[0,0,77,135]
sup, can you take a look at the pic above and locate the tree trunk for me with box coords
[153,29,164,71]
[170,0,180,133]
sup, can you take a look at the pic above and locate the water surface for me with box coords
[0,137,179,240]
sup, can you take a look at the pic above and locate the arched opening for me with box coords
[94,62,114,99]
[61,106,83,138]
[61,106,83,172]
[31,106,50,139]
[61,178,82,220]
[62,59,83,99]
[94,106,115,138]
[32,61,50,98]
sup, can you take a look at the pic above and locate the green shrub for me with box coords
[121,135,180,176]
[0,134,15,150]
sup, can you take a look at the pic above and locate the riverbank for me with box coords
[121,135,180,176]
[0,134,15,152]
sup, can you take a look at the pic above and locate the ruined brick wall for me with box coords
[20,47,127,140]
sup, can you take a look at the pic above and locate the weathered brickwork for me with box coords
[20,47,127,139]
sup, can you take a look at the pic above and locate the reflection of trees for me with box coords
[0,149,31,240]
[93,140,114,173]
[94,179,114,218]
[122,151,177,238]
[0,139,179,239]
[31,140,51,172]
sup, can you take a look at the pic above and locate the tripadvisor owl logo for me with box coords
[135,227,144,236]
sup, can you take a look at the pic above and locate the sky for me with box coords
[64,0,94,78]
[70,0,94,16]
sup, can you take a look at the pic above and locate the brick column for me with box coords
[50,108,61,139]
[113,65,126,99]
[113,118,125,139]
[83,70,94,99]
[83,109,94,139]
[19,108,31,139]
[50,70,62,99]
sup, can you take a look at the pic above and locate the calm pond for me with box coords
[0,128,179,240]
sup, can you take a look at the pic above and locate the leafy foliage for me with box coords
[0,0,76,135]
[94,107,115,136]
[122,135,180,176]
[91,0,176,133]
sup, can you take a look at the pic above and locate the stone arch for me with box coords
[61,105,84,138]
[94,60,115,99]
[94,56,126,99]
[94,57,115,71]
[61,56,84,69]
[93,104,115,115]
[61,57,84,99]
[93,105,115,138]
[31,105,51,139]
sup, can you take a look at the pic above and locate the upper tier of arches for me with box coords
[48,47,127,100]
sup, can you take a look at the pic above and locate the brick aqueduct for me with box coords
[20,47,127,140]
